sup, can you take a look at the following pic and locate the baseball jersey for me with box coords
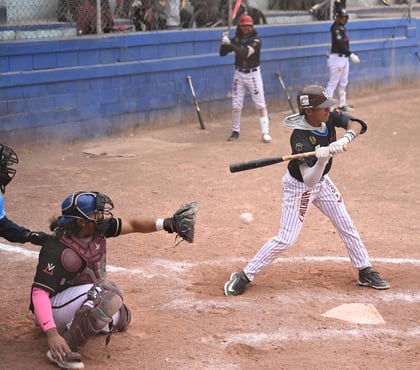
[287,111,366,182]
[220,29,261,69]
[30,217,122,299]
[330,21,351,56]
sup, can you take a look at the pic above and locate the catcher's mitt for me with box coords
[164,201,198,244]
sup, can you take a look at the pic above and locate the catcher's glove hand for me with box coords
[163,202,198,244]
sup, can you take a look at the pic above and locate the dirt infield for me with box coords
[0,85,419,369]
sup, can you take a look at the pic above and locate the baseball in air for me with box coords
[239,212,254,224]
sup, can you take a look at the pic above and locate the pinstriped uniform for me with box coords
[244,172,371,281]
[243,111,371,282]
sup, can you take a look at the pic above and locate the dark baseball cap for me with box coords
[297,85,337,111]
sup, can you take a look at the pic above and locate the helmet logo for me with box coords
[299,95,310,107]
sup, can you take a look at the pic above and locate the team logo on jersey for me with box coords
[295,142,304,152]
[43,263,55,275]
[309,136,317,145]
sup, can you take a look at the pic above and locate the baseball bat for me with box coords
[275,71,296,114]
[232,0,243,21]
[227,0,232,33]
[229,145,347,173]
[186,75,206,130]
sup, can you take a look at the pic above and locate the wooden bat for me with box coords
[186,75,206,130]
[230,145,347,173]
[275,71,296,114]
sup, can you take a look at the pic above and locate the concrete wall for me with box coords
[0,16,419,145]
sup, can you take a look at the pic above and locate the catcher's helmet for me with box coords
[297,85,337,114]
[238,15,253,26]
[58,191,114,226]
[0,144,18,194]
[335,8,349,18]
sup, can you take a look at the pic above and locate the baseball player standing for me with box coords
[326,8,360,112]
[219,15,271,143]
[224,85,390,296]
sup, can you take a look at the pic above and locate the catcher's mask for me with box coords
[58,191,114,234]
[0,144,18,194]
[297,85,337,114]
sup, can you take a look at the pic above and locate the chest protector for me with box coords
[60,234,107,284]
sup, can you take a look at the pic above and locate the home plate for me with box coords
[322,303,385,324]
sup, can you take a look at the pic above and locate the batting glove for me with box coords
[329,130,356,154]
[221,35,231,45]
[315,145,332,164]
[350,53,360,64]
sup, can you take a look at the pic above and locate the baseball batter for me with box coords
[29,192,197,369]
[224,85,390,296]
[326,8,360,112]
[219,15,271,143]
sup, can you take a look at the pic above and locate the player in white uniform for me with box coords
[219,15,271,143]
[326,8,360,112]
[224,85,390,296]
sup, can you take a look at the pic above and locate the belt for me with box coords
[335,54,347,57]
[235,67,258,73]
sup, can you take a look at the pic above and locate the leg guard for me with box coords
[64,280,123,351]
[114,303,132,332]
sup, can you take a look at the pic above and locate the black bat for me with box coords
[186,76,206,130]
[230,151,316,173]
[275,71,296,114]
[230,145,347,173]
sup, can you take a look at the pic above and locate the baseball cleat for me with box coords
[227,131,239,142]
[262,133,272,143]
[337,105,354,112]
[358,267,390,290]
[47,350,85,369]
[224,271,250,296]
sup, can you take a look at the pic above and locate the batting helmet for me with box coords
[238,15,253,26]
[0,144,18,194]
[297,85,337,113]
[335,8,349,18]
[58,191,114,226]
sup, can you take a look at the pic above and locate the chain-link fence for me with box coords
[0,0,417,41]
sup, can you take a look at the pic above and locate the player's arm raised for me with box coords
[329,117,368,154]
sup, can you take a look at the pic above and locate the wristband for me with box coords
[155,218,164,231]
[343,129,356,143]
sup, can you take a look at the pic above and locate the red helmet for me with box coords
[239,15,253,26]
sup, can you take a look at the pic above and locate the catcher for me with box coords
[29,191,197,369]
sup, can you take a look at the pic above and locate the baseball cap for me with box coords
[297,85,337,111]
[58,192,98,225]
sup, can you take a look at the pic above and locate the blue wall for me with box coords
[0,17,419,145]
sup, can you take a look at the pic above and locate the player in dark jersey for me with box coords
[326,8,360,112]
[220,15,271,143]
[0,143,47,246]
[224,85,390,297]
[30,191,197,369]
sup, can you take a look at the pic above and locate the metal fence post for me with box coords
[96,0,102,34]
